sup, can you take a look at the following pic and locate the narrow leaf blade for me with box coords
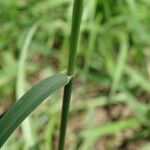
[0,73,69,147]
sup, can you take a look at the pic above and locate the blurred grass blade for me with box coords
[80,118,140,143]
[83,0,97,78]
[16,22,39,149]
[17,22,39,97]
[44,116,58,150]
[110,34,128,95]
[125,66,150,93]
[102,0,111,19]
[80,118,140,150]
[0,73,70,148]
[121,91,150,126]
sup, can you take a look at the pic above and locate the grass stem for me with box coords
[58,0,83,150]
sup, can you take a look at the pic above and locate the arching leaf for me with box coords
[0,73,69,148]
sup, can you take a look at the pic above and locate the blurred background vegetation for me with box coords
[0,0,150,149]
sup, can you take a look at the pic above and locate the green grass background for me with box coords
[0,0,150,149]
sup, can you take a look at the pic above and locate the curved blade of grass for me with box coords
[110,33,128,96]
[0,73,70,148]
[16,22,39,149]
[80,118,140,150]
[83,0,98,79]
[44,115,58,150]
[120,90,150,126]
[125,66,150,93]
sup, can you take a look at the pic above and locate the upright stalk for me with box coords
[58,0,83,150]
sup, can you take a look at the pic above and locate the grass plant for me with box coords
[0,0,149,149]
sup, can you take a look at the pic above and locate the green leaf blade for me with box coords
[0,73,69,148]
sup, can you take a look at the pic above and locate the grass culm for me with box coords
[58,0,84,150]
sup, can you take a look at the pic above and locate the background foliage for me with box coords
[0,0,150,149]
